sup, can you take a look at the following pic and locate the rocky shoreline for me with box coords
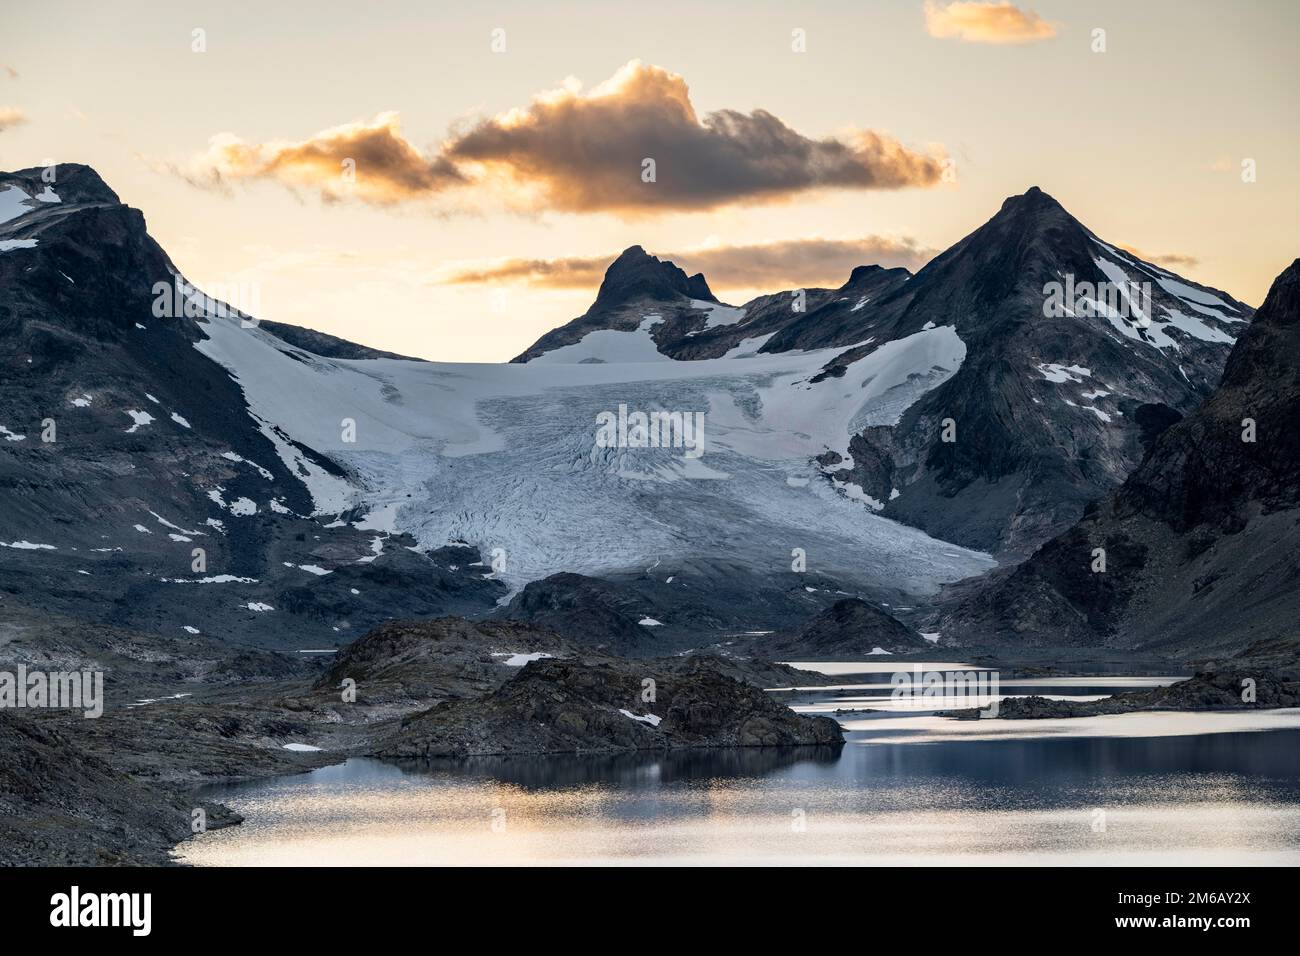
[4,604,1298,865]
[0,614,841,865]
[952,671,1300,720]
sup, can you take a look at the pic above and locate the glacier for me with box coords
[194,313,996,597]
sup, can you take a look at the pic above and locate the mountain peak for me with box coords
[591,246,717,312]
[998,184,1066,216]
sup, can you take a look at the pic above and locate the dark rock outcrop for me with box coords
[497,572,663,654]
[316,616,566,704]
[377,656,844,758]
[511,246,718,362]
[751,598,927,659]
[257,320,419,361]
[589,245,716,310]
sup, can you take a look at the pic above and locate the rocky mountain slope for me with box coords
[511,245,718,362]
[0,165,511,648]
[815,188,1252,557]
[0,711,242,865]
[945,259,1300,657]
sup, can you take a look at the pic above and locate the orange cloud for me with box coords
[172,112,464,204]
[171,61,946,215]
[1117,244,1200,270]
[924,2,1056,44]
[0,106,25,132]
[440,236,936,291]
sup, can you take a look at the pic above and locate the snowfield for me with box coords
[1087,238,1248,350]
[193,312,995,597]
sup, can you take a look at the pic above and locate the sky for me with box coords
[3,0,1297,361]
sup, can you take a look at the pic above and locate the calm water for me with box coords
[178,665,1300,865]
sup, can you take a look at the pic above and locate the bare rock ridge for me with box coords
[957,671,1300,720]
[493,568,898,658]
[255,320,421,361]
[314,616,568,703]
[0,711,240,865]
[496,572,661,655]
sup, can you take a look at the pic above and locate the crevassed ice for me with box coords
[193,313,994,598]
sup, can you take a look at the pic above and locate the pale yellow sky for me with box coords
[3,0,1296,361]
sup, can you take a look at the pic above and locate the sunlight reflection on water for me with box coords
[178,666,1300,866]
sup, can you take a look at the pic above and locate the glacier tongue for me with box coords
[193,314,993,596]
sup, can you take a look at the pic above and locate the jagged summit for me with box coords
[590,245,717,312]
[511,245,724,362]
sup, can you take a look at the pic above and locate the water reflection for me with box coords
[384,745,844,790]
[178,664,1300,866]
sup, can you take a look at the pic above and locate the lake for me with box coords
[177,664,1300,865]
